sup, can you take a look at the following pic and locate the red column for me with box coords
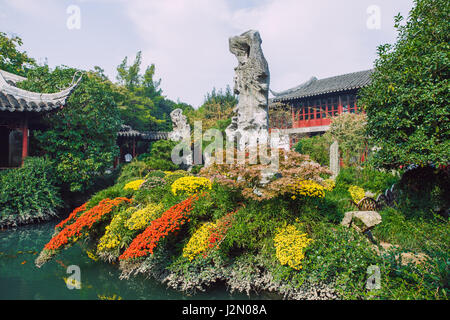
[21,116,28,165]
[132,138,136,158]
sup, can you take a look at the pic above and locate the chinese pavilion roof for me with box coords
[118,125,169,141]
[0,69,82,113]
[271,69,374,102]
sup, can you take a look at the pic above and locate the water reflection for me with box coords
[0,221,250,300]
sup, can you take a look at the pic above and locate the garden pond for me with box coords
[0,219,260,300]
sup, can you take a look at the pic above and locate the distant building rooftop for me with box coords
[271,69,374,102]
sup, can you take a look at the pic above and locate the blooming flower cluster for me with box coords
[35,197,132,267]
[54,203,87,232]
[123,179,145,191]
[171,176,212,196]
[323,179,336,192]
[97,207,136,254]
[119,195,198,261]
[289,180,326,199]
[182,222,217,261]
[348,185,365,203]
[125,203,164,231]
[208,210,237,250]
[273,225,312,270]
[44,197,132,252]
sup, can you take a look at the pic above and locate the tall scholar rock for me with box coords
[225,30,270,149]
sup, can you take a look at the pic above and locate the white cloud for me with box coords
[1,0,414,108]
[123,0,236,107]
[124,0,414,107]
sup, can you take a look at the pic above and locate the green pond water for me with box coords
[0,220,253,300]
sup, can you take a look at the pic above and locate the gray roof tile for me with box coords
[272,69,373,102]
[0,69,81,113]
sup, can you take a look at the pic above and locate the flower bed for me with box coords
[125,203,164,231]
[119,195,198,261]
[54,202,87,232]
[348,185,365,203]
[35,197,132,267]
[183,222,217,261]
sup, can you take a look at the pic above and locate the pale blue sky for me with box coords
[0,0,414,107]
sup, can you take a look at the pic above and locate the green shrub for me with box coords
[294,135,331,166]
[396,166,449,219]
[221,199,294,255]
[299,225,380,298]
[0,157,62,223]
[145,140,179,171]
[377,246,449,300]
[117,160,152,184]
[336,166,399,195]
[145,170,166,179]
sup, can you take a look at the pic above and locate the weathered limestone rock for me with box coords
[225,30,270,150]
[329,140,339,179]
[169,108,193,169]
[169,108,191,142]
[341,211,382,233]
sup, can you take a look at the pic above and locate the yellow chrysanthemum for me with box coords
[289,180,325,198]
[274,225,312,270]
[323,179,336,192]
[348,185,365,203]
[182,222,216,261]
[125,203,164,231]
[97,207,136,253]
[171,176,212,196]
[124,179,145,191]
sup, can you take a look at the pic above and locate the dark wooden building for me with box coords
[116,125,169,166]
[0,69,81,168]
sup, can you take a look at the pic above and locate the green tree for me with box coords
[0,32,35,76]
[294,134,332,166]
[19,65,122,192]
[186,86,237,131]
[116,52,186,132]
[328,113,367,166]
[360,0,449,169]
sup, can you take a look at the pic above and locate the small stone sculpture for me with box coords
[169,108,191,142]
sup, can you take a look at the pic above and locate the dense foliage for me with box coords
[116,51,194,132]
[0,31,35,75]
[185,86,236,132]
[294,134,331,167]
[360,0,450,169]
[19,66,122,192]
[0,157,62,227]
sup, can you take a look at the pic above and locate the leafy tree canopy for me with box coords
[360,0,449,169]
[116,51,193,132]
[19,65,122,192]
[186,86,237,132]
[0,31,35,76]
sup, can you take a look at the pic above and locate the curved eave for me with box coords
[0,72,82,113]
